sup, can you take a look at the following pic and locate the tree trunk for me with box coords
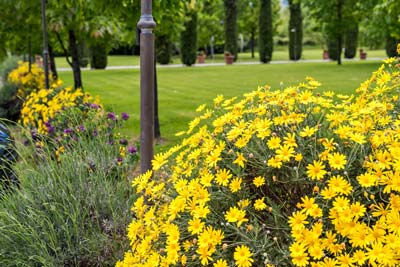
[48,44,58,81]
[68,30,83,89]
[337,0,342,65]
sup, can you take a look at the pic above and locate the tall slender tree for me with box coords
[288,0,302,60]
[259,0,273,63]
[224,0,238,59]
[344,23,358,59]
[181,9,198,66]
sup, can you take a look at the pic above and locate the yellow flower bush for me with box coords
[8,61,47,98]
[20,82,99,134]
[118,45,400,267]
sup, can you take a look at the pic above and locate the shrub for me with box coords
[224,0,238,60]
[156,33,173,65]
[327,36,339,61]
[259,0,273,63]
[180,11,198,66]
[0,57,21,121]
[117,46,400,267]
[19,83,97,134]
[344,23,358,59]
[0,109,139,266]
[90,42,108,69]
[8,61,46,98]
[1,61,49,121]
[0,83,20,121]
[385,34,399,58]
[288,0,303,61]
[0,56,20,82]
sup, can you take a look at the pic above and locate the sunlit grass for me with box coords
[58,60,384,150]
[55,46,386,68]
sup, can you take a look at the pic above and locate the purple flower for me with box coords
[78,124,86,132]
[114,157,123,165]
[31,130,39,140]
[90,103,100,109]
[107,112,117,121]
[119,138,128,145]
[128,146,137,154]
[63,128,74,135]
[45,121,54,134]
[121,112,129,121]
[93,130,98,137]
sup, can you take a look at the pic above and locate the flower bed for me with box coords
[117,45,400,267]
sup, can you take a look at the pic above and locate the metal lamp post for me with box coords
[40,0,50,89]
[291,28,297,61]
[138,0,156,173]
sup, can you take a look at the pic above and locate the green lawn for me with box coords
[55,47,387,68]
[58,60,384,149]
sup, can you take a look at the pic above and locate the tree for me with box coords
[259,0,273,63]
[288,0,302,60]
[155,34,172,65]
[386,34,398,57]
[302,0,363,65]
[0,1,42,62]
[361,0,400,56]
[224,0,238,59]
[181,8,198,66]
[238,0,259,58]
[198,0,224,54]
[344,22,358,59]
[47,1,124,88]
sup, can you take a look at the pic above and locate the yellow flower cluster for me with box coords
[118,54,400,266]
[290,58,400,266]
[8,61,46,98]
[20,84,98,134]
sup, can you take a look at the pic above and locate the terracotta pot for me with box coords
[323,50,329,60]
[197,55,205,64]
[225,55,234,64]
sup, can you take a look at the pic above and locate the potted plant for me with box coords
[359,49,367,60]
[322,49,329,60]
[197,51,206,64]
[224,51,235,64]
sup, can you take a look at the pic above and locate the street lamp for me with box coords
[40,0,49,89]
[291,28,297,61]
[138,0,156,174]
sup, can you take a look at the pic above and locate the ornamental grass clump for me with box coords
[118,45,400,267]
[0,114,139,266]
